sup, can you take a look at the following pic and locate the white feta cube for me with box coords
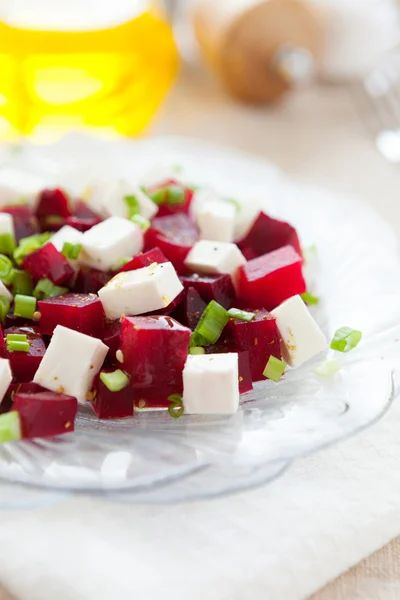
[33,325,108,403]
[80,216,143,272]
[183,353,239,415]
[49,225,83,253]
[195,200,236,243]
[0,280,13,303]
[0,359,12,406]
[0,168,47,208]
[98,262,183,320]
[0,213,15,239]
[271,295,327,368]
[85,180,157,221]
[185,241,246,282]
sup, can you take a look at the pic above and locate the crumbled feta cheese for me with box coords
[185,240,246,283]
[33,325,108,403]
[0,168,47,208]
[0,213,15,239]
[271,294,327,368]
[0,280,13,303]
[98,262,183,320]
[80,216,143,271]
[86,180,157,221]
[0,359,12,406]
[50,225,83,253]
[183,353,239,414]
[195,200,236,243]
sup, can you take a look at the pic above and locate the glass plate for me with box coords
[0,134,399,506]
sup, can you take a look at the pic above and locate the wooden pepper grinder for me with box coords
[192,0,324,104]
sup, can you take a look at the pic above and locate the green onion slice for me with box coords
[149,185,185,206]
[189,346,205,355]
[227,308,256,322]
[0,233,16,256]
[6,340,30,352]
[0,254,13,280]
[33,278,68,300]
[190,300,229,347]
[14,294,37,319]
[0,296,10,324]
[314,358,341,377]
[100,369,130,392]
[301,292,319,306]
[62,242,82,260]
[0,411,22,443]
[330,327,362,353]
[13,232,52,265]
[124,195,140,218]
[130,214,150,232]
[263,355,286,382]
[6,333,27,342]
[12,270,33,296]
[167,393,184,418]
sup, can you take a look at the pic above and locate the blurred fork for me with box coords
[354,48,400,164]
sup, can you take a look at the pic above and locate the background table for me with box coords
[1,68,400,600]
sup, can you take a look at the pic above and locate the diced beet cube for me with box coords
[91,371,134,419]
[103,320,121,363]
[5,326,46,383]
[238,212,302,258]
[65,215,102,232]
[2,205,39,242]
[13,391,77,438]
[225,309,281,382]
[4,312,39,329]
[237,245,306,310]
[147,179,194,218]
[133,385,182,409]
[73,267,112,293]
[147,289,185,318]
[23,243,75,285]
[144,213,199,274]
[118,247,169,273]
[36,188,71,219]
[73,200,101,220]
[119,316,191,389]
[0,324,6,359]
[185,287,207,330]
[38,293,105,337]
[180,273,235,309]
[3,381,46,413]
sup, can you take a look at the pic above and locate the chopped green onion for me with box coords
[190,300,229,347]
[330,327,362,353]
[148,188,165,205]
[263,355,286,382]
[130,214,150,232]
[61,242,82,260]
[301,292,319,306]
[124,195,140,218]
[0,296,10,323]
[189,346,206,355]
[0,254,13,281]
[149,185,185,206]
[14,294,37,319]
[12,270,33,296]
[6,340,30,352]
[100,369,130,392]
[13,232,52,265]
[314,358,341,377]
[110,257,132,272]
[6,333,27,342]
[0,411,22,443]
[227,308,256,322]
[33,278,68,300]
[167,393,184,418]
[0,233,16,256]
[1,266,15,286]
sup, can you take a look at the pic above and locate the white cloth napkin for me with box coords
[0,394,400,600]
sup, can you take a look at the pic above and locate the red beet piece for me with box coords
[144,213,199,274]
[23,242,75,285]
[73,267,112,293]
[3,381,45,412]
[103,320,121,364]
[0,324,6,358]
[147,290,185,318]
[225,309,281,382]
[237,245,306,310]
[38,293,105,337]
[13,391,77,438]
[119,315,191,389]
[5,326,46,383]
[66,215,102,232]
[91,371,134,419]
[238,212,302,259]
[133,385,182,409]
[185,287,207,330]
[36,188,71,219]
[180,273,235,309]
[205,342,253,393]
[73,200,101,220]
[118,247,169,273]
[147,179,194,218]
[4,312,39,329]
[2,205,39,242]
